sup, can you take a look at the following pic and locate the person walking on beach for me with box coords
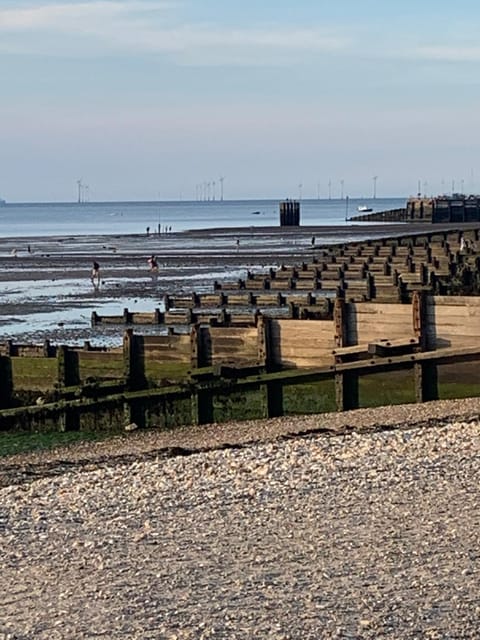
[91,260,100,287]
[148,255,159,273]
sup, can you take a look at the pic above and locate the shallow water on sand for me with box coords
[0,205,411,345]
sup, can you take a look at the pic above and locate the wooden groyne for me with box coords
[350,207,407,223]
[351,195,480,224]
[2,290,480,432]
[2,225,480,434]
[91,227,480,331]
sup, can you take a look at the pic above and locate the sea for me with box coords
[0,196,407,344]
[0,197,406,238]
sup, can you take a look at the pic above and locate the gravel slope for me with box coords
[2,399,480,639]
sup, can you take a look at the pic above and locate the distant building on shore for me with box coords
[352,194,480,224]
[406,194,480,223]
[279,199,300,226]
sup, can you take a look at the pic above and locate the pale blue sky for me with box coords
[1,0,480,201]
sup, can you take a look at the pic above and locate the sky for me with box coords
[1,0,480,202]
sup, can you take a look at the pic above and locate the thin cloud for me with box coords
[0,1,352,62]
[0,2,172,29]
[414,45,480,63]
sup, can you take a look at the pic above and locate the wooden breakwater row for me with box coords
[350,207,408,223]
[2,338,479,433]
[2,293,480,432]
[350,196,480,224]
[90,227,480,330]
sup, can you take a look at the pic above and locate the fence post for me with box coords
[56,346,80,430]
[123,398,146,429]
[57,345,80,387]
[197,387,214,424]
[412,290,428,351]
[123,329,145,390]
[414,361,438,403]
[58,404,80,432]
[335,371,359,411]
[0,355,13,409]
[43,339,52,357]
[190,324,200,369]
[266,380,283,417]
[334,297,346,347]
[257,315,268,369]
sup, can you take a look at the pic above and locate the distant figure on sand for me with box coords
[91,260,100,287]
[148,255,159,272]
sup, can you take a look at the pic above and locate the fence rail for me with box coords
[2,291,480,432]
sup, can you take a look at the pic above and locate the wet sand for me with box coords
[0,222,475,345]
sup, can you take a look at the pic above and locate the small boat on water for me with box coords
[357,205,373,213]
[251,211,261,215]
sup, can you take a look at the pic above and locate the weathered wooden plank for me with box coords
[11,357,57,391]
[429,296,480,306]
[426,325,480,338]
[210,327,258,338]
[77,351,123,361]
[367,337,419,357]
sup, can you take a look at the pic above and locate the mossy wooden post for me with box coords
[123,329,145,390]
[335,371,359,411]
[43,339,52,357]
[334,296,359,411]
[123,398,146,429]
[57,346,80,430]
[123,330,146,428]
[414,361,438,402]
[257,315,283,417]
[57,345,80,387]
[0,354,13,409]
[190,324,200,369]
[265,379,283,418]
[196,384,214,425]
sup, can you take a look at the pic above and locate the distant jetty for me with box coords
[351,194,480,224]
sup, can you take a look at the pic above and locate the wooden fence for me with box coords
[1,293,480,432]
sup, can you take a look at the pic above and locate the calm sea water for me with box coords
[0,196,407,344]
[0,197,406,238]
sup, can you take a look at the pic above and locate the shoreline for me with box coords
[0,221,477,345]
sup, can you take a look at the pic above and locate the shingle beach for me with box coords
[2,398,480,639]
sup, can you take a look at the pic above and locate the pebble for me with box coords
[2,401,480,637]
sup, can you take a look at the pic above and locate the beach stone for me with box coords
[2,399,480,637]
